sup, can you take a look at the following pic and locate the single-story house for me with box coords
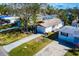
[59,26,79,47]
[37,18,64,33]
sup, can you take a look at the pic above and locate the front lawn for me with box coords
[0,30,30,45]
[9,36,52,56]
[65,49,79,56]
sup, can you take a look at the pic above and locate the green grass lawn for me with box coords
[65,49,79,56]
[0,30,30,45]
[47,32,54,36]
[9,36,52,56]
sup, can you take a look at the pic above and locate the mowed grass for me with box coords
[0,30,29,45]
[9,37,52,56]
[65,49,79,56]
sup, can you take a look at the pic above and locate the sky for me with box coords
[49,3,79,9]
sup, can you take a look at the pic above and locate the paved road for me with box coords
[0,47,8,56]
[3,34,41,52]
[35,41,70,56]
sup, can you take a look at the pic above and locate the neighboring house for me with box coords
[59,26,79,47]
[37,14,57,21]
[37,18,63,33]
[0,15,21,32]
[72,17,79,27]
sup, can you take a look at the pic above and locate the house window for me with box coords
[61,32,68,37]
[74,37,79,43]
[0,19,10,25]
[74,37,79,40]
[52,25,55,28]
[77,24,79,27]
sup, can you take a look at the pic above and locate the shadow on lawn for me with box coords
[47,32,58,41]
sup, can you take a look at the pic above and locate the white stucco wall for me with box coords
[45,26,52,33]
[52,23,63,31]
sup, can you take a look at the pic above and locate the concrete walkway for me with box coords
[0,47,8,56]
[3,34,41,52]
[35,41,70,56]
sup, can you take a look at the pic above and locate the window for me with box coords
[74,37,79,43]
[0,19,10,25]
[11,22,17,27]
[74,37,79,40]
[4,20,10,23]
[61,32,68,37]
[77,24,79,27]
[52,25,55,28]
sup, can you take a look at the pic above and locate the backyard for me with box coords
[0,30,30,45]
[9,36,52,56]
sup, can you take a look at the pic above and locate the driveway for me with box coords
[0,47,8,56]
[3,34,41,52]
[35,41,70,56]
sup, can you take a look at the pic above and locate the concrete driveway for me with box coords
[35,41,70,56]
[0,47,8,56]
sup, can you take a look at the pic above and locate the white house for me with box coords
[59,26,79,47]
[37,18,63,33]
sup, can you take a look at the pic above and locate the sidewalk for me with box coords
[35,41,70,56]
[3,34,41,52]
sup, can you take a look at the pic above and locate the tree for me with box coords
[17,3,40,33]
[46,5,54,15]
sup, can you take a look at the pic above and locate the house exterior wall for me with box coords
[52,23,63,31]
[37,26,52,33]
[58,31,79,46]
[45,26,52,33]
[37,22,63,33]
[59,32,74,43]
[37,26,45,33]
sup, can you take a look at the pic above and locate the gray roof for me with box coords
[59,26,79,36]
[39,18,62,27]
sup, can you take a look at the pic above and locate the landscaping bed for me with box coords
[9,36,52,56]
[65,49,79,56]
[0,30,30,45]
